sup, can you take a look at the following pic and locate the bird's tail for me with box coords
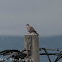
[36,32,39,36]
[34,31,39,36]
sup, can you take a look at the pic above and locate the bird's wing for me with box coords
[30,27,36,32]
[30,26,39,35]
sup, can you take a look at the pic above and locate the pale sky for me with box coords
[0,0,62,36]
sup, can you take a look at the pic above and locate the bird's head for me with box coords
[26,24,29,26]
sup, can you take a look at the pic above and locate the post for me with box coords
[24,33,40,62]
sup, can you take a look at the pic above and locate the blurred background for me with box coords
[0,0,62,62]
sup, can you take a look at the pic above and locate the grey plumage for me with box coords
[26,24,39,35]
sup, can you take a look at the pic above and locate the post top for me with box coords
[25,32,38,35]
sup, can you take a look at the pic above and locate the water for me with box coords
[0,36,62,62]
[39,36,62,62]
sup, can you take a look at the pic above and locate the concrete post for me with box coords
[24,33,40,62]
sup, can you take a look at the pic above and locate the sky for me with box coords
[0,0,62,36]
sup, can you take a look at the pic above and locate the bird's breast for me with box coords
[26,26,31,32]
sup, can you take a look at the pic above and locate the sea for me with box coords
[0,35,62,62]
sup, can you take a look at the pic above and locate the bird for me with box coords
[26,24,39,35]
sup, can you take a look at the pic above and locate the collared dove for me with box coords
[26,24,39,35]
